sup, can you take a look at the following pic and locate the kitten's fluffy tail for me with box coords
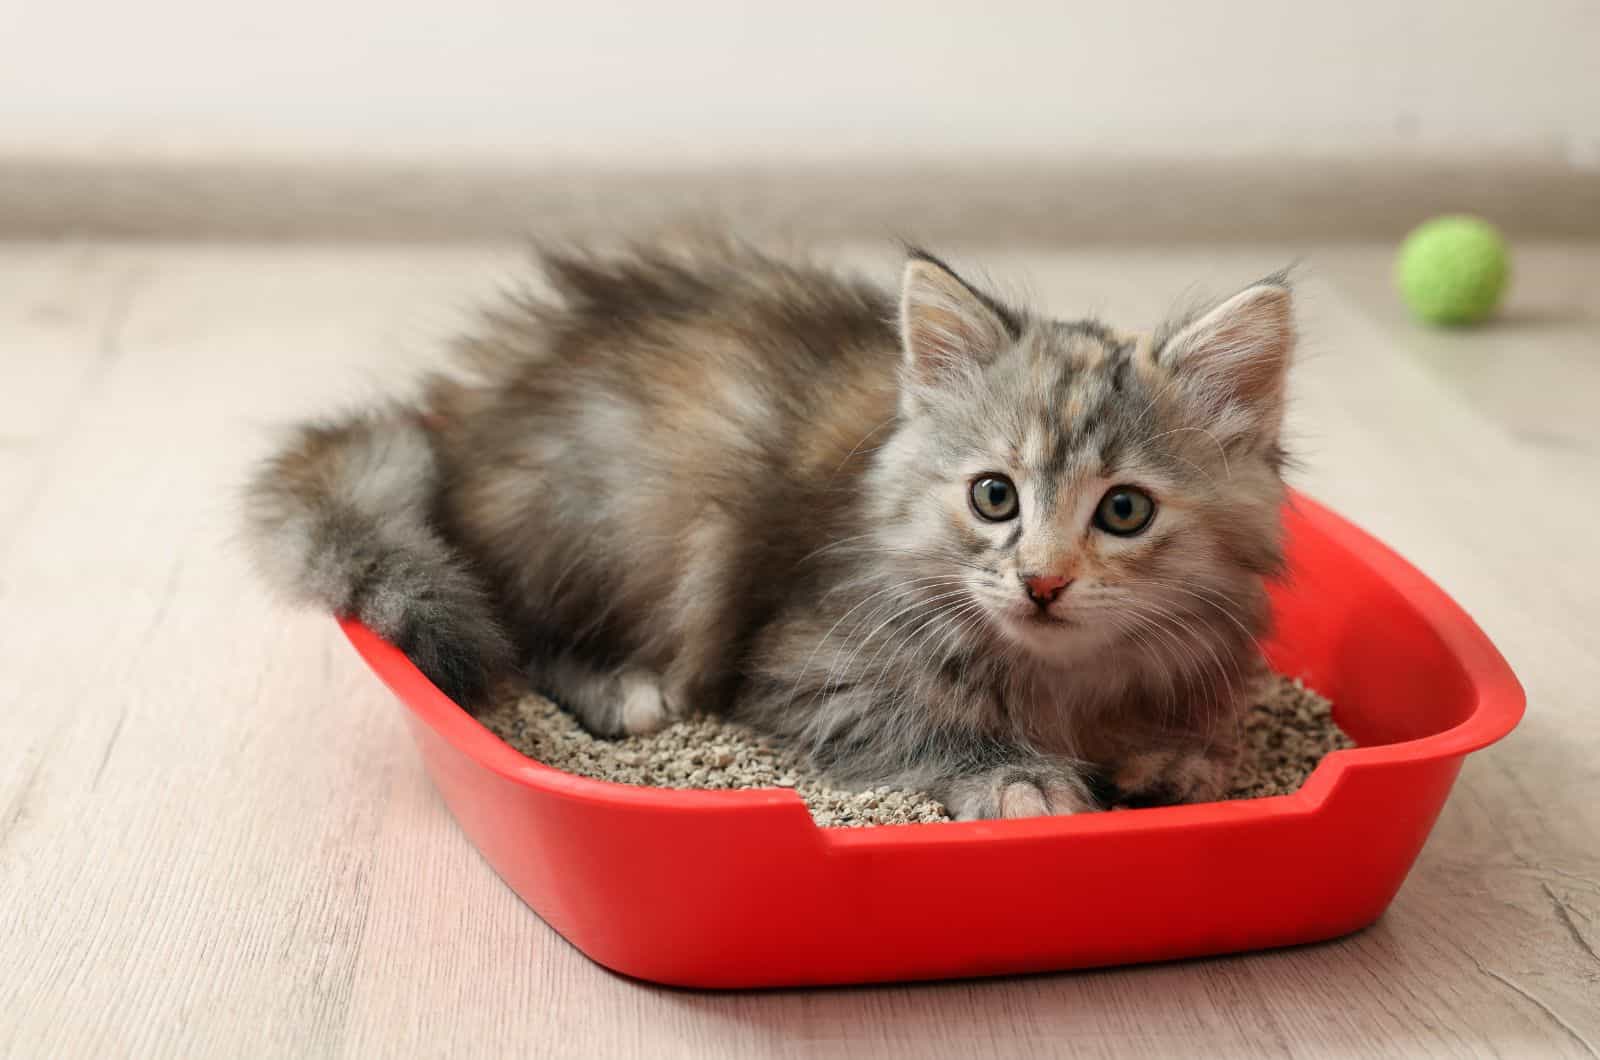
[242,410,513,705]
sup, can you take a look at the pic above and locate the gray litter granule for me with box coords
[479,673,1353,827]
[1228,675,1357,800]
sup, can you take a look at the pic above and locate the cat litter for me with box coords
[479,672,1351,827]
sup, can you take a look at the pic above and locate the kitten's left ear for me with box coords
[1158,278,1295,438]
[898,251,1016,415]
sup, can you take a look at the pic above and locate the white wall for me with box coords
[3,0,1598,166]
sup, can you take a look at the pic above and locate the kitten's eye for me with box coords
[1094,486,1155,536]
[969,474,1019,522]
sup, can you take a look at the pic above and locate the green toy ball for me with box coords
[1395,215,1510,326]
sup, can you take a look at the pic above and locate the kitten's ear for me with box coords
[898,252,1015,413]
[1158,278,1295,438]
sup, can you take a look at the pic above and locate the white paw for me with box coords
[999,780,1051,818]
[1002,777,1093,818]
[948,766,1096,820]
[618,672,672,735]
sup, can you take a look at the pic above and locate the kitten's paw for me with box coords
[618,671,676,736]
[536,659,685,737]
[945,765,1098,821]
[1112,748,1233,808]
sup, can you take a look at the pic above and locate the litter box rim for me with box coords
[340,489,1523,832]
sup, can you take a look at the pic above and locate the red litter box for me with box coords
[341,491,1523,988]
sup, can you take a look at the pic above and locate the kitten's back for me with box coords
[434,241,904,709]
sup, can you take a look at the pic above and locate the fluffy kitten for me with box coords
[244,238,1293,819]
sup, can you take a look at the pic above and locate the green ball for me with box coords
[1395,215,1509,326]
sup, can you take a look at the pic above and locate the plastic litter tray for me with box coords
[342,491,1523,988]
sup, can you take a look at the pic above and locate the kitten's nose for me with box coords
[1021,572,1071,606]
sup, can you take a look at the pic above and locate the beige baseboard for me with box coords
[2,155,1595,243]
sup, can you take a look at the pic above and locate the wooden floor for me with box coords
[2,240,1596,1058]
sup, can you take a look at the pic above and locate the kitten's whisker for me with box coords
[1114,599,1226,732]
[1144,425,1232,480]
[851,590,978,702]
[830,415,899,475]
[1144,576,1249,609]
[905,603,990,720]
[845,545,996,575]
[785,576,966,710]
[869,599,986,714]
[794,531,886,568]
[809,585,974,711]
[1105,609,1186,727]
[1098,612,1174,710]
[1141,576,1268,659]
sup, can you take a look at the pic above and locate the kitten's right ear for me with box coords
[898,252,1015,414]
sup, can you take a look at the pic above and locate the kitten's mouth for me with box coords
[1021,610,1073,627]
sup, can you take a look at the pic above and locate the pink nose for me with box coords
[1022,573,1071,606]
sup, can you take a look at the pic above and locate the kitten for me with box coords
[244,237,1293,819]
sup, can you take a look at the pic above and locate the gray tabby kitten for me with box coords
[245,238,1294,819]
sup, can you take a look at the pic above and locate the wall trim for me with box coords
[3,155,1595,243]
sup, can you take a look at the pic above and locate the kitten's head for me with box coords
[870,251,1293,673]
